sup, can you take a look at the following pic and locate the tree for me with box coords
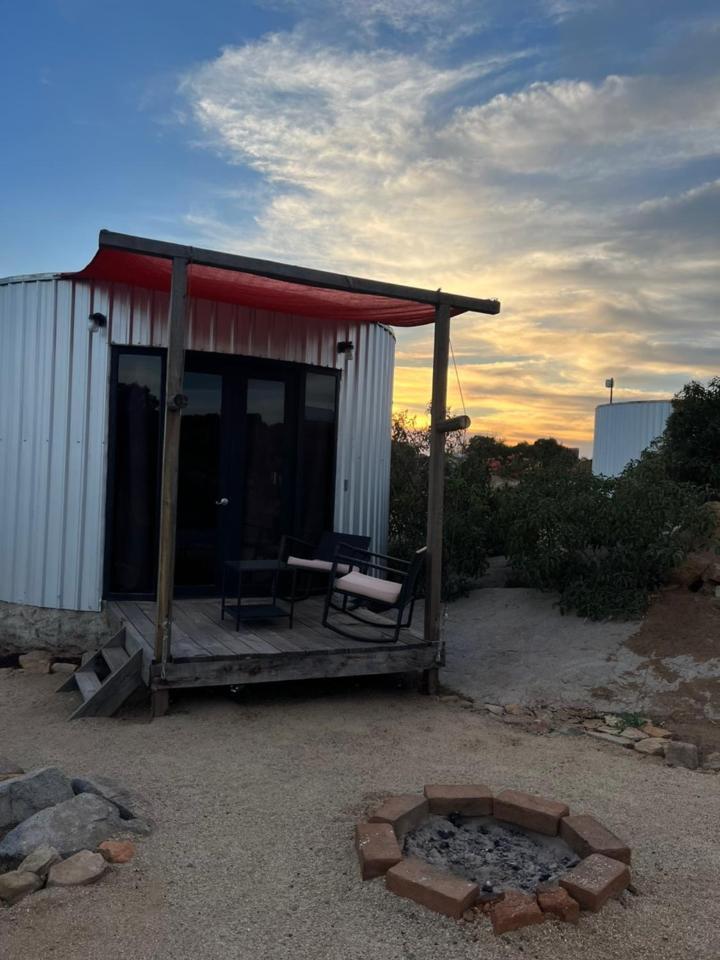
[661,378,720,495]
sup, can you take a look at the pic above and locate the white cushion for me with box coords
[334,571,401,604]
[287,556,351,575]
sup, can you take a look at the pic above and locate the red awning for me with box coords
[63,248,444,327]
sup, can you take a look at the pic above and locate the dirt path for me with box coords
[1,669,718,959]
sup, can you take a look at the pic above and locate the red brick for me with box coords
[424,784,493,816]
[385,857,478,918]
[354,822,402,880]
[493,789,569,836]
[490,889,545,935]
[369,794,429,839]
[560,853,631,912]
[560,814,631,864]
[537,887,580,923]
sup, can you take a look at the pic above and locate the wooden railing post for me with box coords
[154,256,189,671]
[424,303,451,669]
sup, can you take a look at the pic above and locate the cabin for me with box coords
[0,231,499,716]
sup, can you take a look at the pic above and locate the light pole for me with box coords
[605,377,614,404]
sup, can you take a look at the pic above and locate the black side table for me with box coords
[221,560,296,631]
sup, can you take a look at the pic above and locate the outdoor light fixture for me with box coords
[88,312,107,333]
[605,377,615,403]
[337,340,354,356]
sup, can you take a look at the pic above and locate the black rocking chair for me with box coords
[279,531,371,600]
[322,546,426,643]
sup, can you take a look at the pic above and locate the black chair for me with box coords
[322,546,426,643]
[279,531,371,600]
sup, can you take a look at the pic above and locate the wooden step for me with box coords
[102,645,129,673]
[75,669,102,701]
[70,649,144,720]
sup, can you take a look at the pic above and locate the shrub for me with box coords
[661,378,720,495]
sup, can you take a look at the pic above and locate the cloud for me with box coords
[178,16,720,454]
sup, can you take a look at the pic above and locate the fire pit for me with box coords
[354,785,632,935]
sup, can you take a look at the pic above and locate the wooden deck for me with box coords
[108,597,440,699]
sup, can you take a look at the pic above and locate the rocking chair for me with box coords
[322,546,426,643]
[279,531,371,600]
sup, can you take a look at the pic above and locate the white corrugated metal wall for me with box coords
[0,275,395,611]
[592,400,672,476]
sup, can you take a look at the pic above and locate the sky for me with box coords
[1,1,719,455]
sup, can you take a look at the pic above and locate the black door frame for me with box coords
[104,345,340,600]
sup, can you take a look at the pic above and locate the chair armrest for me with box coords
[279,534,315,561]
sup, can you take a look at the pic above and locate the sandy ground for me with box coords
[1,668,719,960]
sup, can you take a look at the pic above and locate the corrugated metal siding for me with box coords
[0,275,394,611]
[593,400,672,476]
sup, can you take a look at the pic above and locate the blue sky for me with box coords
[2,0,719,452]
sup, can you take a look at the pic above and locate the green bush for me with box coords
[499,451,712,619]
[662,378,720,495]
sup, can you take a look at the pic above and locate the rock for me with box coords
[484,703,504,716]
[703,752,720,772]
[51,661,76,675]
[582,718,605,730]
[47,850,108,887]
[603,714,622,728]
[665,741,699,771]
[634,738,666,756]
[0,766,74,830]
[670,550,716,588]
[640,723,672,739]
[0,870,43,905]
[620,727,648,742]
[0,758,25,782]
[586,731,633,748]
[504,703,526,716]
[98,839,136,864]
[71,776,137,821]
[596,724,624,735]
[0,793,127,869]
[18,651,52,674]
[17,844,61,877]
[462,908,476,922]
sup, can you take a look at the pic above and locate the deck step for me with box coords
[57,626,148,719]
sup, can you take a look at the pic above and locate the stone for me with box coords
[603,714,622,728]
[582,718,605,730]
[369,795,429,839]
[98,839,136,864]
[424,783,493,816]
[560,814,631,864]
[354,823,402,880]
[0,792,127,869]
[703,751,720,772]
[71,775,138,821]
[0,766,74,830]
[493,789,569,836]
[504,703,526,716]
[537,887,580,923]
[386,857,478,919]
[620,727,647,742]
[490,889,545,935]
[51,661,76,675]
[586,731,634,748]
[640,724,672,739]
[596,724,625,735]
[0,757,25,779]
[665,741,699,770]
[484,703,504,716]
[18,651,52,673]
[0,870,43,905]
[17,844,61,877]
[47,850,108,887]
[560,853,631,912]
[634,737,666,756]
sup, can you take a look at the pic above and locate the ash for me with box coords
[403,814,579,893]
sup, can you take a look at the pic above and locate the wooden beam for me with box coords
[437,414,471,433]
[424,303,452,651]
[98,229,500,317]
[154,257,189,664]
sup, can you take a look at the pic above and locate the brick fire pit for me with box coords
[354,785,631,935]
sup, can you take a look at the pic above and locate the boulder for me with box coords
[703,751,720,772]
[51,662,77,675]
[0,758,25,782]
[47,850,108,887]
[0,766,74,830]
[0,870,43,905]
[17,844,61,877]
[634,738,666,756]
[18,651,52,674]
[665,741,699,771]
[72,775,138,821]
[0,793,127,869]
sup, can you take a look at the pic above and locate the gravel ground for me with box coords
[1,668,719,960]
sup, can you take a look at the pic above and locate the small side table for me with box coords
[221,560,296,631]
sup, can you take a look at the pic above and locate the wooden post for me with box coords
[154,256,189,666]
[424,302,451,665]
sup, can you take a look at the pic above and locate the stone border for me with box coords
[355,785,632,935]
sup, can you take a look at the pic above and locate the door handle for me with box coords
[215,497,230,506]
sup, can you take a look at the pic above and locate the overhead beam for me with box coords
[98,230,500,316]
[154,256,189,675]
